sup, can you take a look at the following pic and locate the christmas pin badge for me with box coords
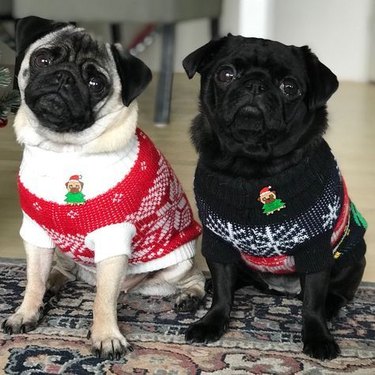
[65,175,86,205]
[258,186,286,215]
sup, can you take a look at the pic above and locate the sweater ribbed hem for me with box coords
[127,240,196,274]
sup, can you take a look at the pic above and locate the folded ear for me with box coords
[301,46,339,109]
[16,16,68,56]
[15,16,68,87]
[182,37,226,79]
[111,44,152,106]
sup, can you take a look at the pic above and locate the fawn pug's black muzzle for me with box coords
[25,66,96,133]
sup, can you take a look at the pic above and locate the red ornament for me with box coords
[0,118,8,128]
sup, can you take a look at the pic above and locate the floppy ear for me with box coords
[14,16,68,87]
[16,16,68,57]
[111,44,152,106]
[182,37,226,79]
[301,46,339,109]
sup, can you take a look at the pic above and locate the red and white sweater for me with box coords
[18,128,201,274]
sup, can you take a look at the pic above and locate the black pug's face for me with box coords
[22,29,112,133]
[183,35,338,166]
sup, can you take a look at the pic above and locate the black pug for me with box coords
[182,35,367,360]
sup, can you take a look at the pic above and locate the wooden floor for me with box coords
[0,74,374,281]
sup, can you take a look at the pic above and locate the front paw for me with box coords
[185,315,229,343]
[88,326,133,360]
[303,338,341,360]
[174,294,202,313]
[2,309,42,334]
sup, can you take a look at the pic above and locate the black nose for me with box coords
[54,70,75,87]
[246,79,267,96]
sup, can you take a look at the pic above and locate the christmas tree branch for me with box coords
[0,66,12,87]
[0,91,20,120]
[0,51,20,125]
[0,90,20,109]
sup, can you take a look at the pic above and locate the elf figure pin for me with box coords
[65,175,86,205]
[258,186,286,215]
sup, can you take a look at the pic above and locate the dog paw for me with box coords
[46,271,70,296]
[174,294,202,313]
[185,316,229,343]
[88,328,133,360]
[2,310,41,334]
[303,338,341,360]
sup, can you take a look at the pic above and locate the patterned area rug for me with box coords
[1,260,375,374]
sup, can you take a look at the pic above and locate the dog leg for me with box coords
[326,254,366,320]
[185,261,237,343]
[2,242,54,334]
[131,259,205,312]
[47,250,80,295]
[163,259,205,312]
[301,268,340,360]
[174,262,206,312]
[89,255,132,359]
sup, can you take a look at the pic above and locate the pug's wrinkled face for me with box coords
[206,40,306,160]
[14,17,151,151]
[183,35,338,163]
[21,28,113,133]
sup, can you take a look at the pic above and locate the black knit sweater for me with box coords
[195,140,366,274]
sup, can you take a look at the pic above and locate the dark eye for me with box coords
[216,66,236,83]
[279,78,301,98]
[88,76,105,92]
[34,51,53,67]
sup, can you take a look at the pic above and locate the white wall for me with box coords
[368,1,375,82]
[235,0,374,82]
[237,0,273,39]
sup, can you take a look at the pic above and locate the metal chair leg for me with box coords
[110,23,122,43]
[210,17,220,39]
[154,23,175,126]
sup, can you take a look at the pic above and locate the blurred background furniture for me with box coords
[0,0,222,126]
[0,0,12,20]
[0,0,14,49]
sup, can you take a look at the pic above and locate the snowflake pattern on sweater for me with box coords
[202,176,340,258]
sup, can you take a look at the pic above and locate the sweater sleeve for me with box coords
[201,227,241,264]
[20,212,55,249]
[85,222,136,263]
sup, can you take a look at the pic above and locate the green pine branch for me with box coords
[0,58,20,121]
[0,91,20,120]
[0,90,20,109]
[0,66,12,87]
[0,109,8,120]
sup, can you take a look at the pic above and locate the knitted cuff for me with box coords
[20,212,55,249]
